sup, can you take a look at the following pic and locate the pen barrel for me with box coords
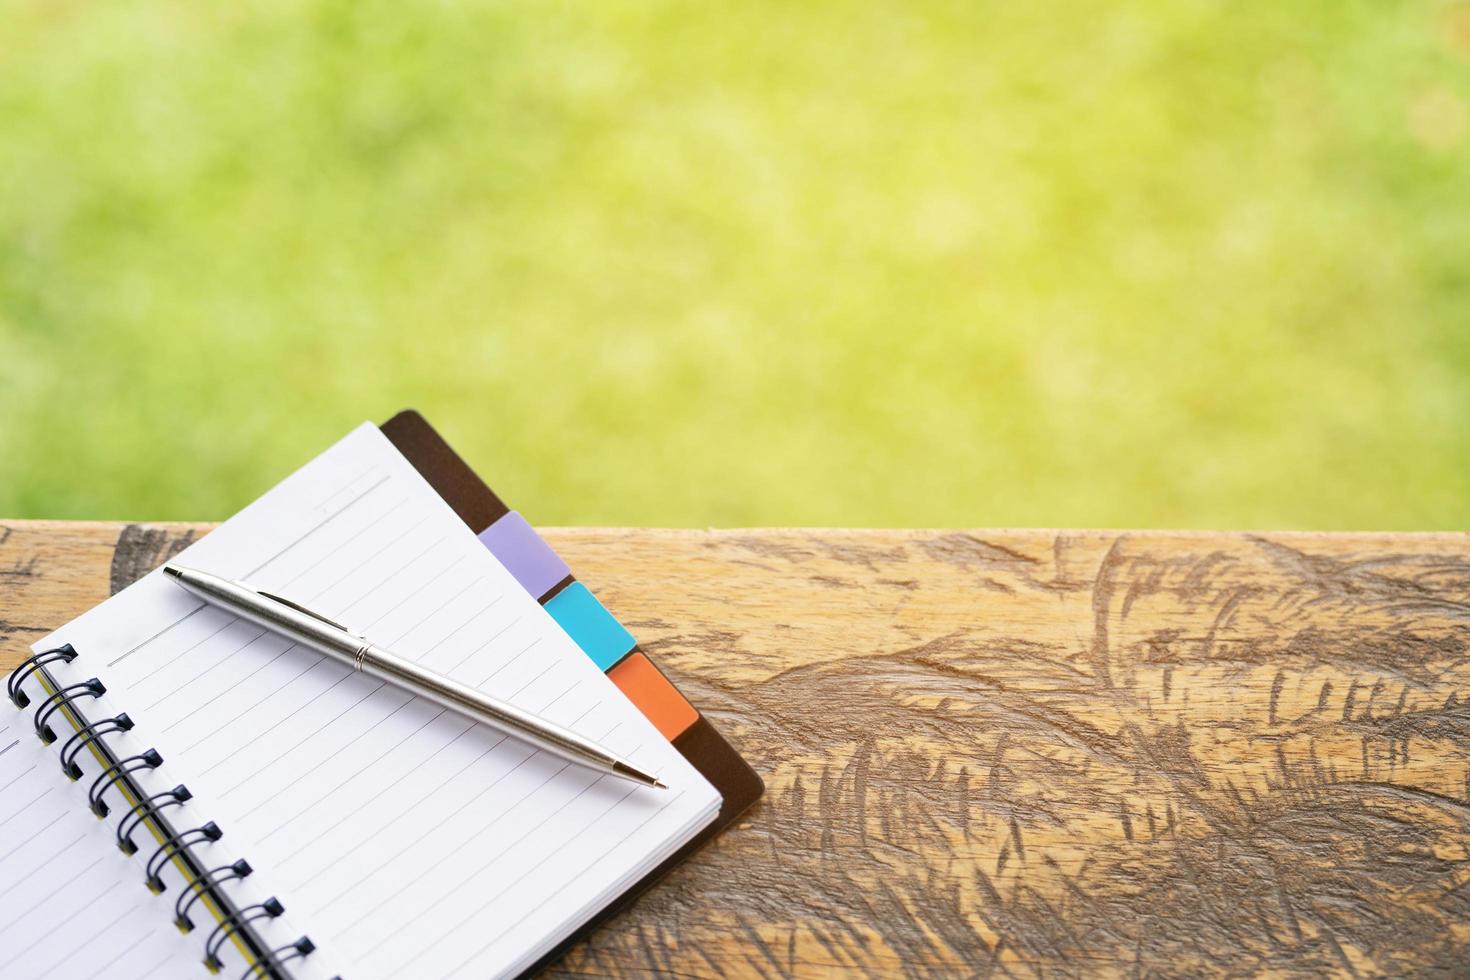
[356,646,617,771]
[166,565,649,784]
[174,570,354,660]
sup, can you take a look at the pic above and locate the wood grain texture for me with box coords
[4,521,1470,977]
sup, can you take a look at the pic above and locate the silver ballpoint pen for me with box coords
[162,563,665,789]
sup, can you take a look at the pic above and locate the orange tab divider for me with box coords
[608,652,699,742]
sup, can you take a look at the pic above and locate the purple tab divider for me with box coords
[477,511,571,600]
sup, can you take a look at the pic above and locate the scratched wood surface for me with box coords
[3,521,1470,977]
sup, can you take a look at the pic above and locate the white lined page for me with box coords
[0,698,330,979]
[0,746,184,979]
[37,423,720,979]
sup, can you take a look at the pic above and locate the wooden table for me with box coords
[4,522,1469,976]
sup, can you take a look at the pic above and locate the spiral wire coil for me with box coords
[117,784,193,855]
[7,645,77,707]
[58,711,134,780]
[5,645,326,980]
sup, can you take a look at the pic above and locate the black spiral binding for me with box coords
[33,677,105,743]
[118,784,193,854]
[5,645,317,980]
[89,748,164,817]
[206,899,285,971]
[147,822,224,893]
[244,938,317,980]
[59,711,134,780]
[6,644,76,707]
[177,859,254,931]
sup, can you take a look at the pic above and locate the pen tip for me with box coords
[613,760,666,789]
[162,564,183,580]
[654,779,668,790]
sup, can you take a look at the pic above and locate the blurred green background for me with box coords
[3,1,1469,528]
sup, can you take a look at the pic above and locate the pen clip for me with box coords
[254,590,361,636]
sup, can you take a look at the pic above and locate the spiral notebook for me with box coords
[2,414,760,979]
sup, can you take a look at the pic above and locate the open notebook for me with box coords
[3,423,725,979]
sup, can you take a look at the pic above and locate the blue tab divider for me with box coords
[544,582,637,671]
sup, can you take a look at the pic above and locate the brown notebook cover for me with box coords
[380,409,763,975]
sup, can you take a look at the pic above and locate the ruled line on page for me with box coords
[375,568,480,641]
[107,604,207,668]
[0,785,53,828]
[127,947,180,980]
[436,614,524,675]
[161,641,300,734]
[507,662,556,701]
[332,536,449,622]
[172,529,467,748]
[484,636,544,684]
[307,744,549,903]
[142,627,270,711]
[81,921,157,980]
[107,470,394,669]
[420,590,505,652]
[186,655,326,757]
[312,464,382,513]
[285,507,435,597]
[132,617,239,686]
[192,658,346,777]
[253,704,448,837]
[537,679,580,716]
[0,814,67,866]
[280,667,599,876]
[130,523,443,691]
[267,637,564,828]
[355,765,615,957]
[0,832,85,899]
[238,691,422,822]
[255,647,566,841]
[0,761,37,796]
[446,785,685,977]
[203,574,496,796]
[57,875,135,940]
[126,519,487,740]
[290,531,457,639]
[36,897,139,976]
[0,854,104,938]
[217,680,383,799]
[272,717,485,865]
[158,541,477,747]
[136,532,523,831]
[276,494,415,591]
[280,727,514,892]
[327,715,627,928]
[243,473,392,579]
[345,758,581,943]
[425,758,668,952]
